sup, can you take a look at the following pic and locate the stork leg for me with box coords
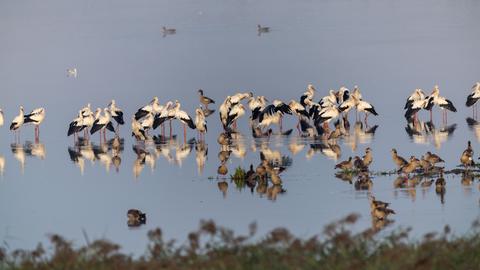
[183,123,187,144]
[296,120,301,135]
[169,120,173,138]
[279,116,283,132]
[429,109,433,123]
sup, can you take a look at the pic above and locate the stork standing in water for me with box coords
[258,100,292,132]
[300,84,316,107]
[108,100,124,133]
[355,97,378,125]
[219,96,232,130]
[248,95,268,122]
[466,82,480,119]
[174,106,196,143]
[24,107,45,142]
[288,100,309,133]
[67,110,84,141]
[426,85,457,124]
[10,106,24,142]
[152,101,173,136]
[226,104,246,129]
[198,89,215,109]
[90,108,115,142]
[195,108,207,141]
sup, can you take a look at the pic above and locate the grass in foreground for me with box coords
[1,214,480,270]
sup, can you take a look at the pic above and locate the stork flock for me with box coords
[2,82,480,144]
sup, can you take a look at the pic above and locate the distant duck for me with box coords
[162,26,176,35]
[362,147,373,167]
[424,151,444,165]
[335,156,353,170]
[66,68,77,78]
[127,209,146,227]
[368,196,390,212]
[0,109,4,127]
[460,141,474,170]
[372,206,395,220]
[108,100,124,126]
[257,24,270,34]
[391,148,408,169]
[198,89,215,109]
[10,106,25,140]
[24,107,45,140]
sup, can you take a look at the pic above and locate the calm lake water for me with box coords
[1,0,480,255]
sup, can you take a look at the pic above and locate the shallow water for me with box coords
[1,0,480,256]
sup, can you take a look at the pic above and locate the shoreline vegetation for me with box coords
[2,215,480,270]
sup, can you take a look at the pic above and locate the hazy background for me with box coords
[0,0,479,256]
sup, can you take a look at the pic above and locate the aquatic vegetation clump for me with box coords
[1,215,480,270]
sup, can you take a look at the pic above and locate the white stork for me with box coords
[24,107,45,141]
[10,106,24,142]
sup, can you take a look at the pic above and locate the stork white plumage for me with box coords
[108,100,124,128]
[404,89,426,110]
[248,96,268,121]
[67,110,84,140]
[153,101,174,136]
[230,92,252,107]
[135,97,161,120]
[10,106,24,142]
[131,116,146,141]
[226,104,246,129]
[24,107,45,141]
[289,100,309,133]
[466,82,480,118]
[319,90,337,108]
[258,100,292,132]
[427,85,457,123]
[339,96,356,114]
[355,98,378,124]
[195,108,207,141]
[336,87,350,104]
[219,96,232,129]
[140,113,154,135]
[175,107,196,143]
[315,105,340,129]
[300,84,316,107]
[90,108,115,142]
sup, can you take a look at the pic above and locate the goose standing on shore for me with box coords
[24,107,45,141]
[466,82,480,118]
[10,106,24,142]
[198,89,215,109]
